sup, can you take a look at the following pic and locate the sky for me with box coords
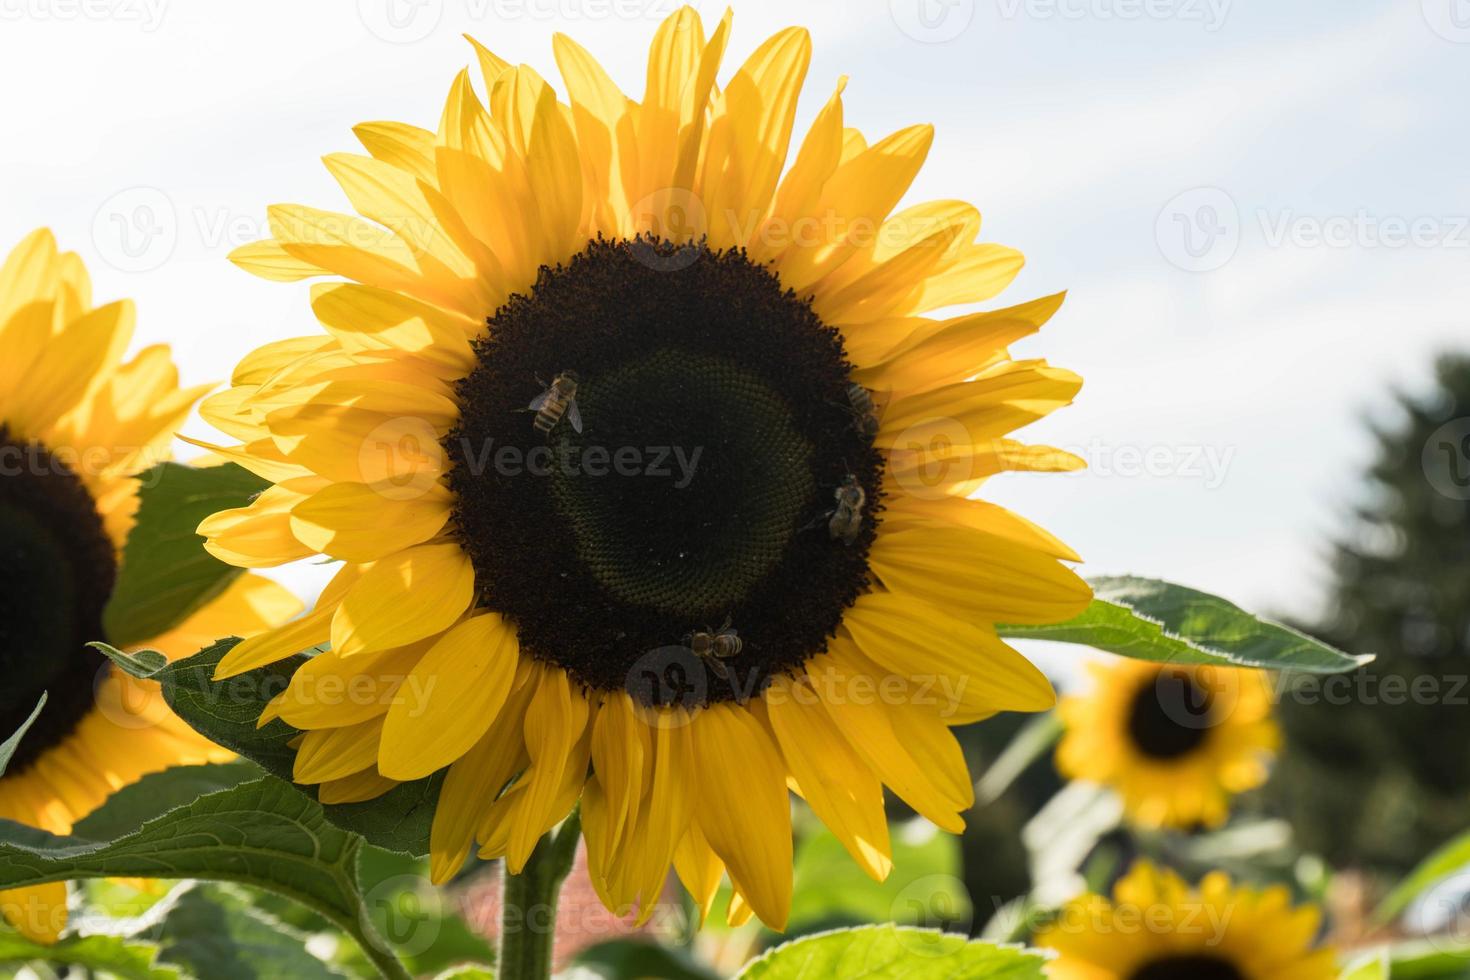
[1,0,1466,637]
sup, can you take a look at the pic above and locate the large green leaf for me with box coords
[0,692,46,777]
[737,925,1046,978]
[103,462,269,647]
[94,637,442,856]
[999,576,1369,673]
[0,930,182,980]
[1376,829,1470,925]
[0,770,409,980]
[0,776,363,923]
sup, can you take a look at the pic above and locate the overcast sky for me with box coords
[2,0,1466,641]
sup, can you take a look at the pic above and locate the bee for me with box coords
[847,383,881,438]
[828,474,867,545]
[528,371,583,438]
[687,615,742,681]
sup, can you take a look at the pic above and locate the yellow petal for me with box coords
[294,717,385,784]
[379,614,519,780]
[331,543,475,657]
[870,524,1091,625]
[507,666,591,869]
[290,480,451,562]
[841,591,1056,715]
[764,680,892,880]
[689,704,792,930]
[353,120,439,186]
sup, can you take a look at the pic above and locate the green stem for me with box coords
[500,806,582,980]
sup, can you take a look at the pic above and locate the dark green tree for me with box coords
[1272,353,1470,873]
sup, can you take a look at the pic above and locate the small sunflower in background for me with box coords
[1037,859,1336,980]
[0,229,301,943]
[196,6,1090,929]
[1057,659,1279,829]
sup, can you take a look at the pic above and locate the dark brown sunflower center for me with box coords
[446,238,882,707]
[1126,669,1216,760]
[0,426,115,775]
[1130,955,1245,980]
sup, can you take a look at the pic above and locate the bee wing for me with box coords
[566,399,584,433]
[528,390,552,411]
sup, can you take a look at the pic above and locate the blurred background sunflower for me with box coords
[0,229,300,943]
[1037,859,1338,980]
[1056,660,1279,830]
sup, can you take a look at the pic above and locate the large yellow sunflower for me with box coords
[0,229,302,943]
[195,8,1090,929]
[1056,660,1279,829]
[1037,860,1337,979]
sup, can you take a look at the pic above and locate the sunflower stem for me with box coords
[500,805,582,980]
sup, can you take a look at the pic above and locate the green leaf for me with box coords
[0,692,46,777]
[737,925,1046,978]
[103,462,269,648]
[1375,829,1470,925]
[0,930,183,979]
[94,636,441,857]
[154,884,347,980]
[431,968,495,980]
[788,820,971,932]
[72,763,259,841]
[0,776,364,924]
[998,576,1370,674]
[0,774,415,979]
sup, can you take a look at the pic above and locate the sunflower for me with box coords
[196,7,1090,929]
[1036,860,1337,979]
[0,229,302,943]
[1056,659,1279,829]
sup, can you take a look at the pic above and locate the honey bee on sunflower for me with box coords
[1037,860,1337,980]
[195,7,1091,929]
[1056,659,1280,830]
[0,229,301,943]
